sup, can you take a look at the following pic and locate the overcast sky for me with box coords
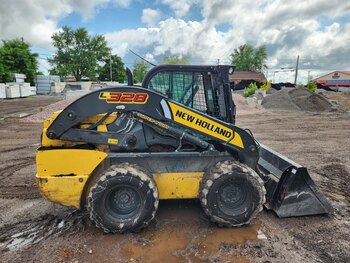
[0,0,349,83]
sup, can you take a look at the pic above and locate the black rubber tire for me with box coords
[88,163,159,233]
[200,160,266,227]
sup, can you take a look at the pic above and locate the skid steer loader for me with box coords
[36,65,333,233]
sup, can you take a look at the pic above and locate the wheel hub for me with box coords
[114,189,137,209]
[106,186,141,218]
[217,182,248,214]
[220,184,243,205]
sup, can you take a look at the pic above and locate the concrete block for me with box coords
[12,73,26,79]
[0,84,6,99]
[5,85,20,98]
[51,82,66,93]
[29,86,36,96]
[19,84,31,97]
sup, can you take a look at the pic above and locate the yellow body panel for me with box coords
[37,176,88,207]
[36,149,108,208]
[153,172,204,199]
[36,149,107,176]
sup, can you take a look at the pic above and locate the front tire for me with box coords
[88,163,159,233]
[200,160,266,227]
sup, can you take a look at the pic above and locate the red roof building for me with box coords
[314,71,350,87]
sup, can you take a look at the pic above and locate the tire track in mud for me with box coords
[0,145,32,154]
[316,163,350,205]
[0,210,92,252]
[0,157,34,179]
[0,185,40,199]
[0,157,38,200]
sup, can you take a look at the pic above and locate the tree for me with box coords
[0,39,39,85]
[230,44,267,73]
[133,60,149,83]
[161,55,189,65]
[49,26,111,81]
[98,55,126,82]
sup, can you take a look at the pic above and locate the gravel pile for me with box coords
[232,93,265,115]
[24,98,75,123]
[262,88,334,112]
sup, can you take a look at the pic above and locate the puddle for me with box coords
[89,200,263,263]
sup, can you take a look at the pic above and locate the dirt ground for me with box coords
[0,95,349,263]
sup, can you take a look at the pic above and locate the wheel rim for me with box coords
[217,182,248,215]
[105,186,141,220]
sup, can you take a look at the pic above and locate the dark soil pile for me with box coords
[262,88,334,112]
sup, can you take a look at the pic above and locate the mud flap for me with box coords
[257,144,334,217]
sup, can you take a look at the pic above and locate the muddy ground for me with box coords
[0,96,349,263]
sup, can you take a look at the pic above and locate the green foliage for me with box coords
[49,26,111,81]
[0,39,39,85]
[98,55,126,82]
[230,44,268,73]
[260,79,271,91]
[133,59,149,83]
[306,80,317,93]
[161,55,189,65]
[244,82,258,97]
[296,83,305,89]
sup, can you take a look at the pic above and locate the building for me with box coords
[314,71,350,88]
[229,71,266,85]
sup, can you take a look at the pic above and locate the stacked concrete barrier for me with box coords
[36,75,60,94]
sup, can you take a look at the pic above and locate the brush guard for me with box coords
[257,144,333,217]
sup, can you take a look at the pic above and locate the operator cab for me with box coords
[140,65,236,124]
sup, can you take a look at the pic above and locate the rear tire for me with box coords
[88,163,158,233]
[200,160,266,227]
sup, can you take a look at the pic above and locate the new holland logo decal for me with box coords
[99,92,149,104]
[166,101,244,148]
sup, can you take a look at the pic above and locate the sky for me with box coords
[0,0,349,83]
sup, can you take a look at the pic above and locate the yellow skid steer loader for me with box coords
[36,65,333,233]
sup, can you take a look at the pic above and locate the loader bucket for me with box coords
[257,144,333,217]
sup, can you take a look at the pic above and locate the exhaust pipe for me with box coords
[257,144,333,217]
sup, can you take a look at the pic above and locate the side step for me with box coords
[257,144,334,217]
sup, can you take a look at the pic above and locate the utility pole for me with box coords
[307,71,311,82]
[109,54,113,82]
[294,55,299,84]
[217,59,220,65]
